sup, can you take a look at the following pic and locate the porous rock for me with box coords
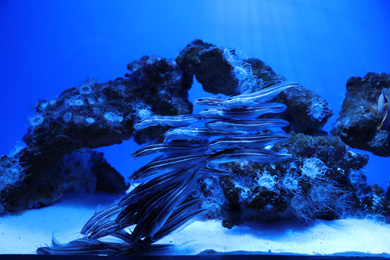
[176,40,333,133]
[332,72,390,156]
[196,133,390,224]
[1,149,127,213]
[271,85,333,133]
[0,40,340,214]
[1,56,193,213]
[176,39,241,95]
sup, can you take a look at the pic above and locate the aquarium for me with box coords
[1,0,390,258]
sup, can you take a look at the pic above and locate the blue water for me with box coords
[1,0,389,187]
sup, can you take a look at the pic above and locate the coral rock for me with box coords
[332,72,390,156]
[176,39,240,95]
[1,56,193,213]
[197,133,379,223]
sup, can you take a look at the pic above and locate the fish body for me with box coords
[222,103,287,119]
[164,127,238,140]
[39,77,296,255]
[132,142,206,157]
[199,103,287,120]
[88,220,122,239]
[207,148,292,164]
[164,127,212,140]
[129,153,206,182]
[117,179,184,229]
[152,198,204,241]
[37,238,123,256]
[130,166,201,241]
[134,114,201,131]
[198,108,225,119]
[206,118,289,133]
[81,203,123,235]
[223,81,297,108]
[378,90,389,130]
[207,132,290,151]
[194,96,226,106]
[118,163,206,226]
[120,165,193,207]
[200,165,231,176]
[148,171,197,240]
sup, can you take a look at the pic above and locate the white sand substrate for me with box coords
[0,192,389,256]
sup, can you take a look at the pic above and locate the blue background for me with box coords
[1,0,389,187]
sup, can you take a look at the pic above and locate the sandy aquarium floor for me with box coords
[1,192,389,256]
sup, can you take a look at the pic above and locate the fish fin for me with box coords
[369,103,377,116]
[51,236,61,246]
[378,103,389,130]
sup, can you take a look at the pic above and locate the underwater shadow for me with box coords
[227,219,319,241]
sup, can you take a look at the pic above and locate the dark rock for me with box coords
[246,58,286,87]
[272,86,333,133]
[197,133,384,223]
[222,219,234,229]
[59,148,128,194]
[387,185,390,201]
[176,39,240,95]
[246,58,333,133]
[1,40,377,220]
[332,72,390,156]
[1,149,128,213]
[176,40,288,97]
[1,56,192,213]
[92,151,128,193]
[177,40,333,133]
